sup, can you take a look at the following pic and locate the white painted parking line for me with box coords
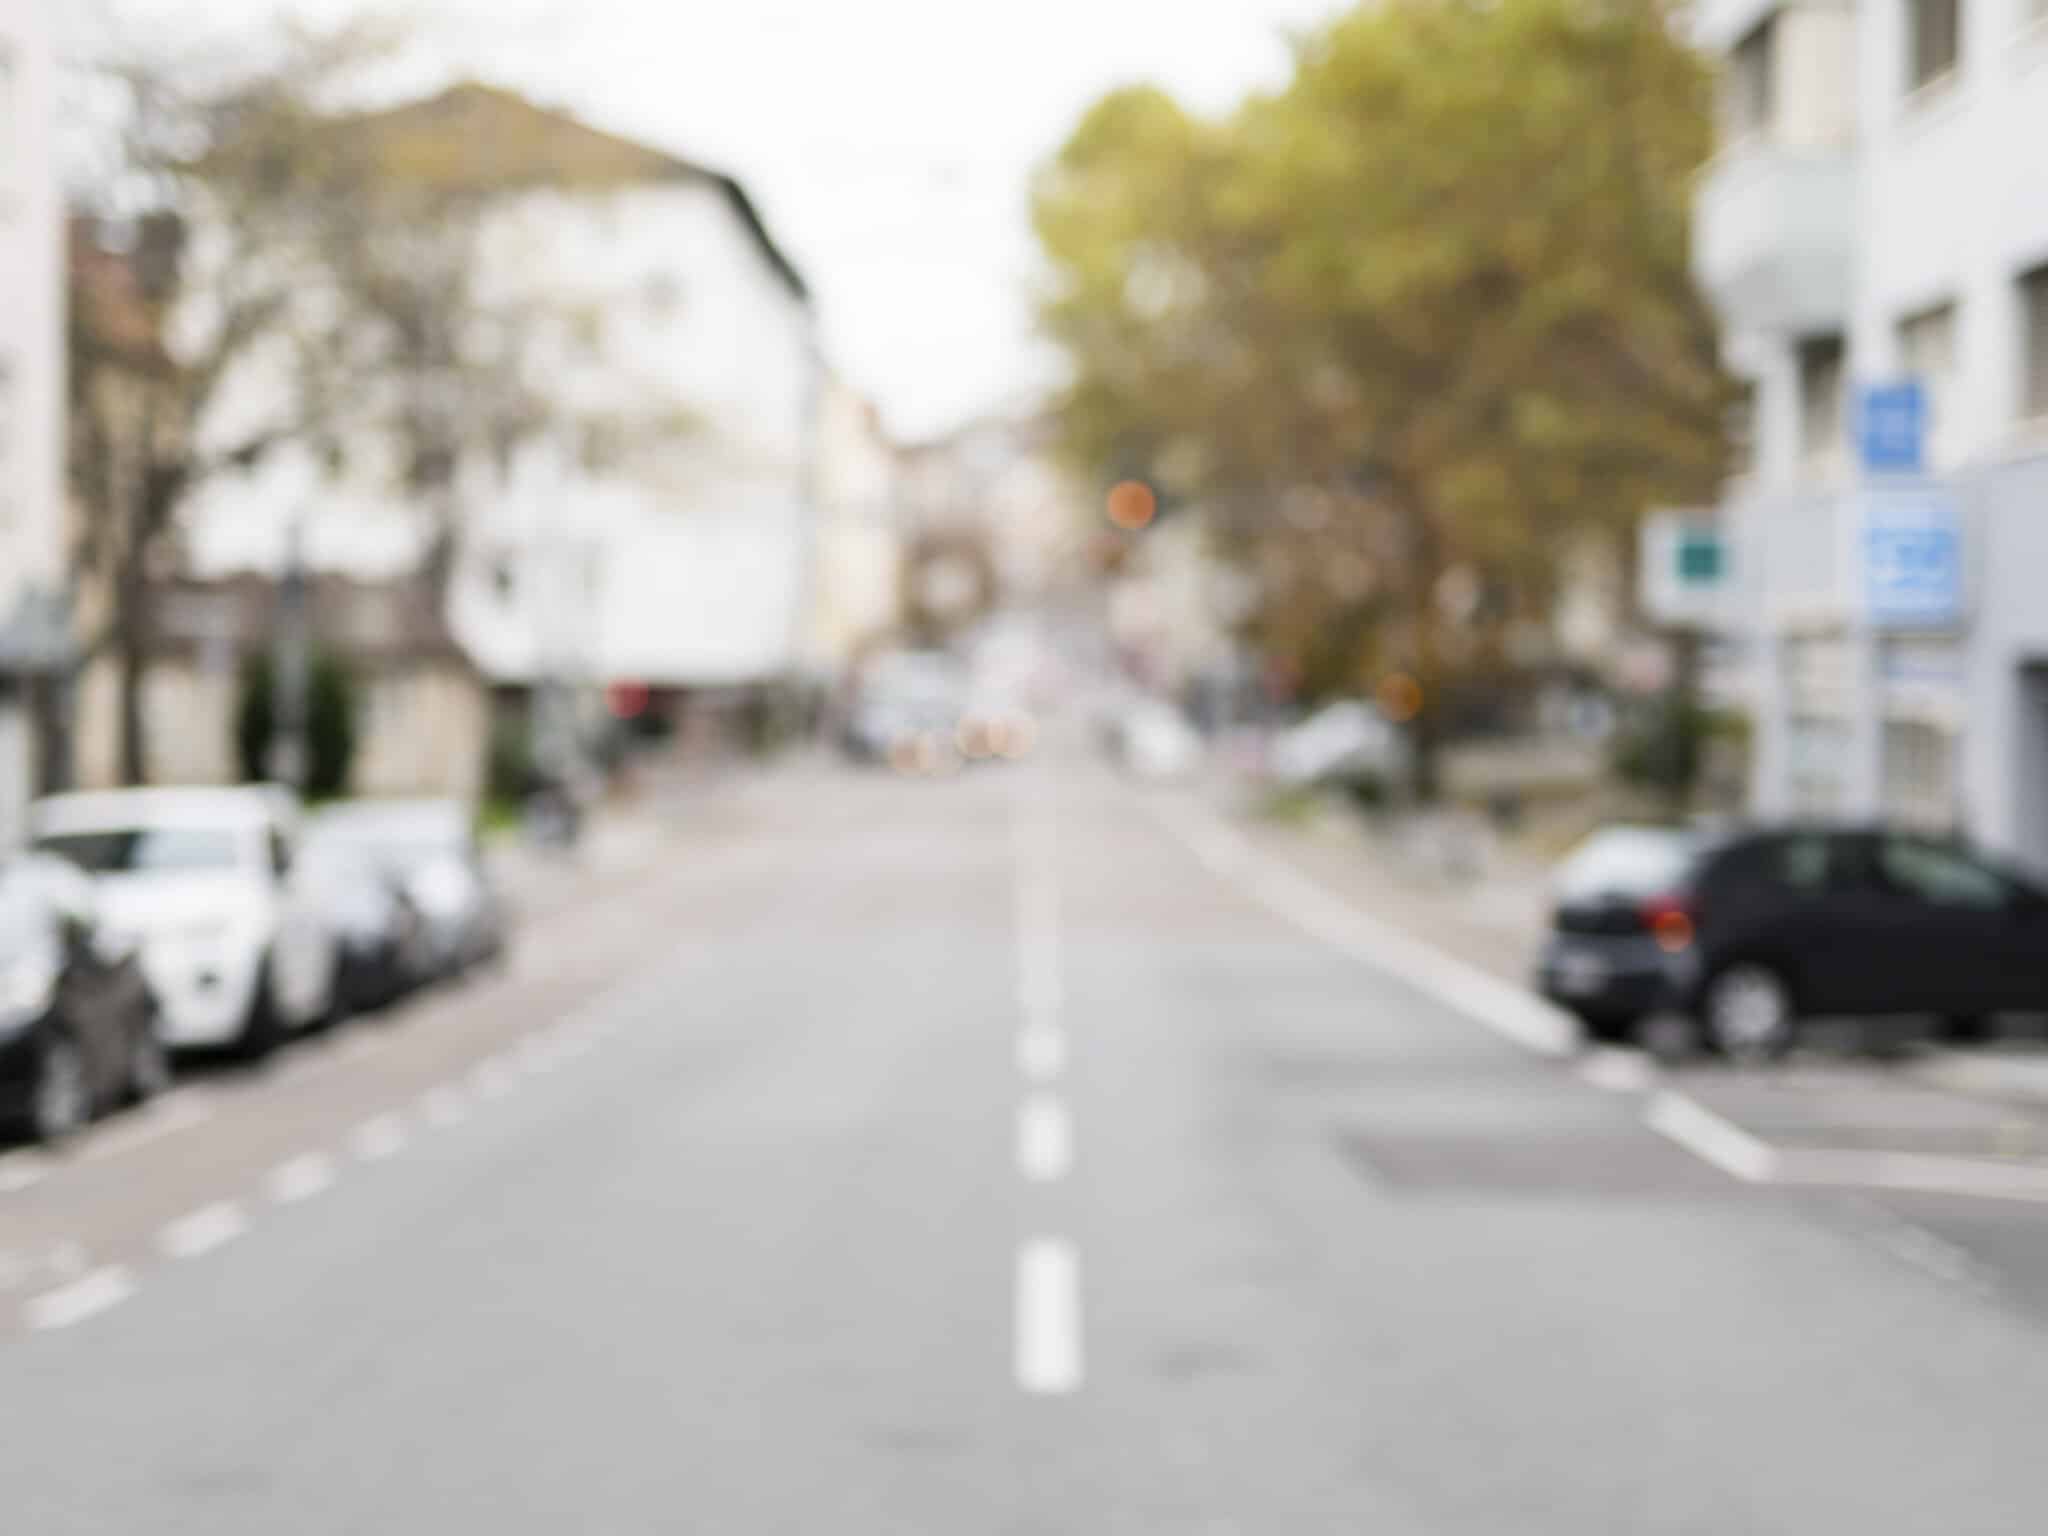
[1778,1146,2048,1201]
[1016,1239,1083,1395]
[1645,1091,1780,1183]
[158,1201,250,1260]
[80,1092,214,1163]
[266,1153,336,1205]
[0,1151,50,1195]
[1017,1028,1068,1083]
[1578,1048,1658,1095]
[422,1086,470,1127]
[24,1266,136,1331]
[349,1114,407,1163]
[1018,1093,1073,1183]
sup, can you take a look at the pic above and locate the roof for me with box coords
[30,786,290,833]
[340,83,810,303]
[150,573,472,671]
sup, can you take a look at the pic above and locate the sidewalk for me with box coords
[1215,784,2048,1110]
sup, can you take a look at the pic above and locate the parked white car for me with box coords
[29,788,340,1055]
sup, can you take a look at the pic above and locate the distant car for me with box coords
[305,800,506,980]
[30,787,340,1057]
[1538,823,2048,1059]
[295,843,432,1012]
[0,853,167,1143]
[842,651,967,769]
[1112,698,1203,781]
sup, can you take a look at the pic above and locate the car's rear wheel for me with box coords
[1701,963,1798,1064]
[1943,1013,1996,1045]
[237,955,285,1061]
[28,1031,91,1144]
[126,1008,172,1104]
[1572,1008,1639,1046]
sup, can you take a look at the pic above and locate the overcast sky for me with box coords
[76,0,1344,441]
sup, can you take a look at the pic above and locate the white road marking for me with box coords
[349,1114,407,1163]
[1146,799,1574,1058]
[1016,1238,1083,1395]
[266,1152,336,1205]
[0,1151,50,1195]
[1017,1027,1068,1083]
[158,1201,250,1260]
[1018,1093,1074,1183]
[1778,1147,2048,1201]
[1577,1048,1658,1095]
[422,1085,469,1127]
[80,1091,214,1163]
[1645,1091,1780,1183]
[24,1266,136,1331]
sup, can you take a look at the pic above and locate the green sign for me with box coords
[1676,530,1724,586]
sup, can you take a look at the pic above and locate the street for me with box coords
[6,742,2048,1532]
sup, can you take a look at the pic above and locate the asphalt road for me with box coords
[5,746,2048,1532]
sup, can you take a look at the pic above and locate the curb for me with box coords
[1899,1049,2048,1111]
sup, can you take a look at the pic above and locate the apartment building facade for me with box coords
[1694,0,2048,866]
[0,0,63,845]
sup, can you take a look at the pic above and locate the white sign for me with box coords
[1862,487,1962,630]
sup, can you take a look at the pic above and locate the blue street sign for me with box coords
[1858,380,1926,475]
[1863,487,1961,629]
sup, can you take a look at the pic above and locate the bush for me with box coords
[236,650,359,798]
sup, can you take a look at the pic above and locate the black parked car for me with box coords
[0,854,167,1143]
[1537,823,2048,1060]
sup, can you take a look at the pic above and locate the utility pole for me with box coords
[267,517,311,792]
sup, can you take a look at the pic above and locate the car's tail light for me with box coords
[1640,892,1696,953]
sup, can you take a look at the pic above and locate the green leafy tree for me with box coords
[236,651,358,798]
[1034,0,1728,797]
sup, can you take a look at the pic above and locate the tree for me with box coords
[1034,0,1729,798]
[65,16,402,784]
[237,649,357,798]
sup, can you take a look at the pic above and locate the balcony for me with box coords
[1693,141,1857,334]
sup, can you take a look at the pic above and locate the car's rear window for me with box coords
[37,827,242,874]
[1555,827,1696,901]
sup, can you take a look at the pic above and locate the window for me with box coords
[1726,379,1758,478]
[1797,336,1846,468]
[1721,17,1776,144]
[1906,0,1961,92]
[2021,263,2048,424]
[1878,837,2012,909]
[1898,302,1958,464]
[268,829,294,880]
[1881,719,1957,831]
[1775,835,1836,891]
[36,828,240,874]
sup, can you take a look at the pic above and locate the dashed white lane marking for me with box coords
[1017,1027,1068,1083]
[349,1114,407,1163]
[0,1151,50,1195]
[1645,1091,1780,1183]
[24,1266,136,1331]
[1147,798,1575,1058]
[1018,1093,1074,1183]
[79,1092,214,1163]
[1016,1238,1083,1395]
[422,1085,470,1127]
[266,1153,336,1205]
[157,1201,250,1260]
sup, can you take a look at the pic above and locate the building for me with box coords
[100,574,490,799]
[805,375,903,675]
[0,0,64,845]
[897,416,1086,602]
[1693,0,2048,863]
[181,85,822,755]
